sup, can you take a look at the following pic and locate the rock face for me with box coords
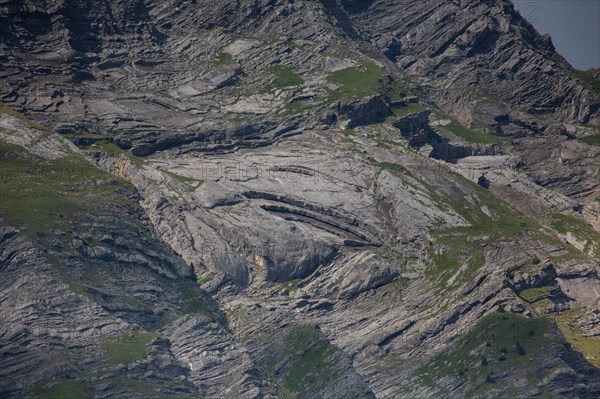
[347,0,600,125]
[327,95,392,128]
[1,1,600,398]
[430,142,503,162]
[1,0,598,146]
[392,110,434,146]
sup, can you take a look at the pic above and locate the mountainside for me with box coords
[1,0,600,398]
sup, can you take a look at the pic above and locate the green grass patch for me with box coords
[580,133,600,146]
[196,272,215,285]
[548,247,588,263]
[283,341,336,395]
[102,331,159,366]
[506,257,540,279]
[375,138,392,149]
[518,286,552,304]
[177,278,211,316]
[33,379,91,399]
[49,258,95,300]
[391,102,428,117]
[89,140,124,154]
[259,325,341,398]
[458,86,504,105]
[377,161,409,174]
[281,278,302,292]
[284,100,307,116]
[268,65,304,89]
[215,51,232,65]
[372,354,407,374]
[428,246,485,290]
[444,186,530,239]
[280,326,339,396]
[443,124,505,144]
[109,376,158,394]
[378,278,409,303]
[424,176,538,291]
[378,76,413,102]
[327,61,386,102]
[62,132,111,140]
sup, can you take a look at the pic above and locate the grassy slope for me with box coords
[327,61,385,102]
[376,157,599,383]
[0,140,128,237]
[267,65,304,89]
[423,171,535,290]
[256,325,345,398]
[405,312,561,398]
[0,108,207,398]
[102,331,160,366]
[0,104,50,132]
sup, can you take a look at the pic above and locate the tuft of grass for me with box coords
[327,61,386,102]
[443,123,505,144]
[215,51,232,65]
[268,65,304,89]
[163,170,204,187]
[102,331,159,366]
[377,161,409,174]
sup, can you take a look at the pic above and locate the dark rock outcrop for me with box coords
[327,95,392,128]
